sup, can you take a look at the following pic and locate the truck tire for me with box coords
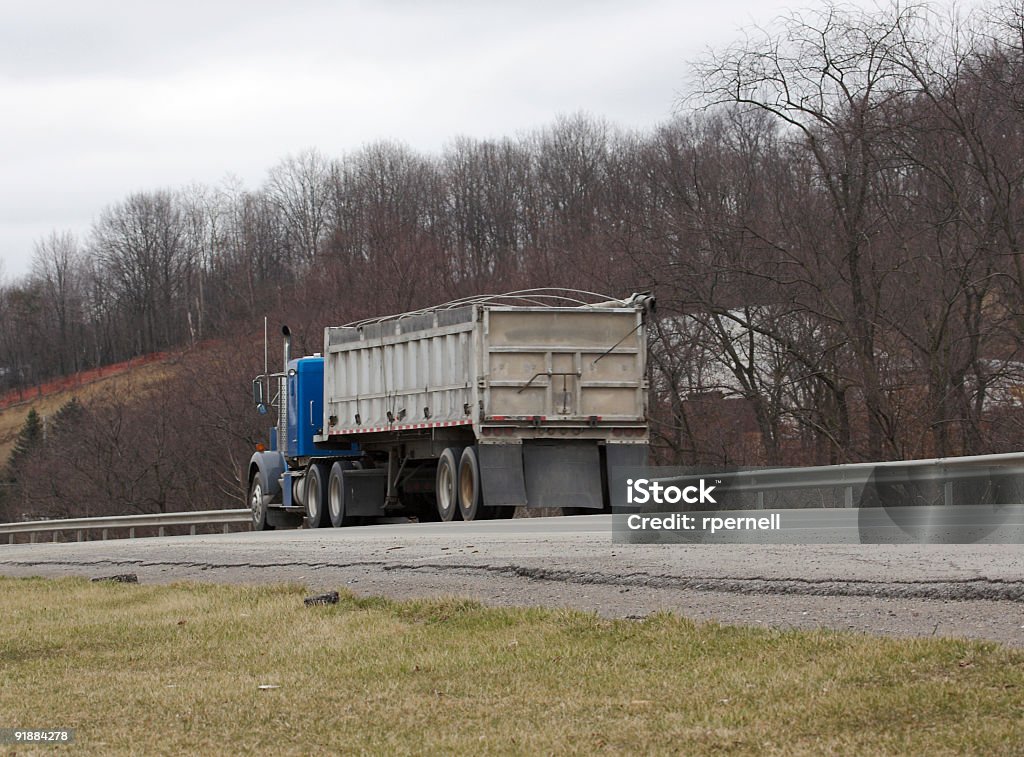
[458,446,489,521]
[305,463,330,528]
[250,477,274,531]
[436,448,462,522]
[328,461,358,527]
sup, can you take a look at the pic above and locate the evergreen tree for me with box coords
[8,408,43,477]
[51,397,83,436]
[5,407,49,520]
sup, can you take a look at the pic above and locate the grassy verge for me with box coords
[1,577,1021,755]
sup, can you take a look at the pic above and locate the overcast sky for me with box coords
[0,0,932,280]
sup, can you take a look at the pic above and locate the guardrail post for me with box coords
[190,525,196,536]
[76,530,83,542]
[224,524,230,534]
[158,526,166,537]
[844,486,854,508]
[30,532,36,544]
[53,531,59,543]
[102,529,108,540]
[129,528,135,539]
[944,481,953,506]
[756,491,764,509]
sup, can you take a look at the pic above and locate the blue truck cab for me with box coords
[279,355,358,507]
[247,352,359,529]
[286,356,335,457]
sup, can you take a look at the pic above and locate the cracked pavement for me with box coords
[2,515,1023,646]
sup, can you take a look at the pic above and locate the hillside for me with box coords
[0,354,181,466]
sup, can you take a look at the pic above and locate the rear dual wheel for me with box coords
[328,461,360,527]
[445,446,512,521]
[435,448,462,522]
[457,446,485,521]
[305,464,330,528]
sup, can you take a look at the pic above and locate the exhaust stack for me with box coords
[279,325,292,457]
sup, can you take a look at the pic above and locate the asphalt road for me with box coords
[2,515,1023,646]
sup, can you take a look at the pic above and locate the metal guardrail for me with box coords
[0,509,252,545]
[656,451,1024,509]
[5,451,1024,545]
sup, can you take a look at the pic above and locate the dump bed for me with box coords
[318,296,648,441]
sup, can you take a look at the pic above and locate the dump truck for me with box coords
[246,290,652,529]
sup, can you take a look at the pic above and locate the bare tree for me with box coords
[265,149,334,268]
[692,1,925,460]
[32,231,83,375]
[91,191,195,355]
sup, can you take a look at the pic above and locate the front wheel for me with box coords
[250,476,274,531]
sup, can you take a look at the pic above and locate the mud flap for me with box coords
[523,441,603,509]
[342,468,389,517]
[605,443,649,509]
[478,444,528,507]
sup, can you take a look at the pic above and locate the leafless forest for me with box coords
[3,1,1024,518]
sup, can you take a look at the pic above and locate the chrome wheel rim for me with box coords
[251,481,264,522]
[438,461,454,515]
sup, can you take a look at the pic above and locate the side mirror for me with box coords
[252,378,265,407]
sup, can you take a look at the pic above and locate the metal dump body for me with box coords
[318,299,648,441]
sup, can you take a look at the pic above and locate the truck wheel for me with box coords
[458,446,489,521]
[328,461,358,527]
[250,476,274,531]
[436,448,462,522]
[305,463,330,528]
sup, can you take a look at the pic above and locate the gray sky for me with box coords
[0,0,904,280]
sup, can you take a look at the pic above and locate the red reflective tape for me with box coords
[327,419,473,436]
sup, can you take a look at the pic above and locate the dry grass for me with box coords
[1,577,1022,756]
[0,359,177,464]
